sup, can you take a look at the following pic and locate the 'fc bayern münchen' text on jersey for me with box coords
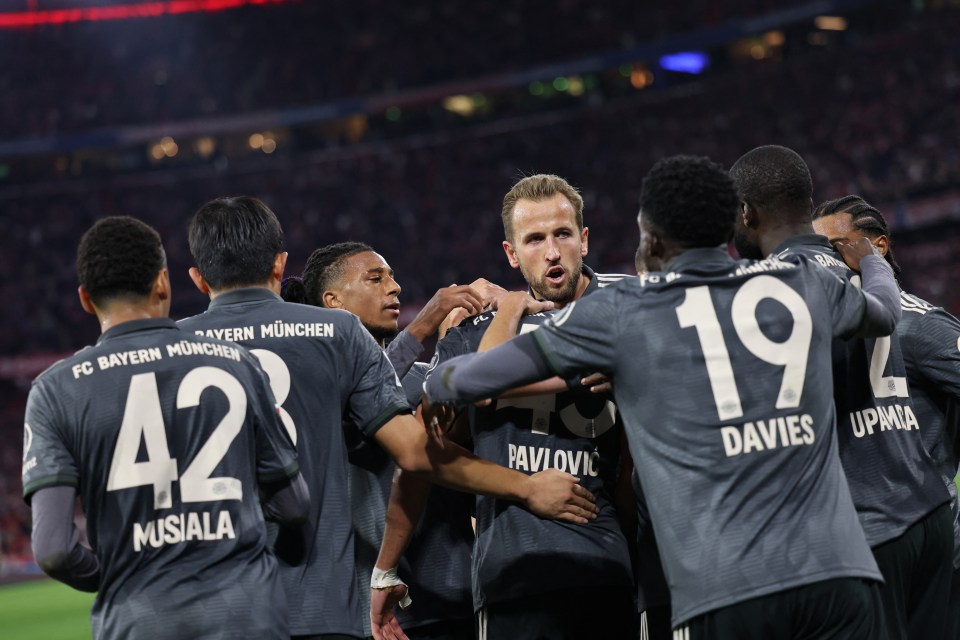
[530,248,883,627]
[897,290,960,568]
[177,288,411,637]
[431,267,636,611]
[776,235,949,546]
[22,318,297,640]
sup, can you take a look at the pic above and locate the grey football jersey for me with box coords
[22,318,297,640]
[775,235,950,545]
[897,290,960,568]
[432,266,636,612]
[530,248,883,627]
[178,288,410,637]
[348,361,475,635]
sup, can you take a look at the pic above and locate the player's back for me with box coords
[529,248,884,627]
[896,290,960,568]
[775,236,950,545]
[177,288,411,637]
[22,319,295,640]
[434,309,634,612]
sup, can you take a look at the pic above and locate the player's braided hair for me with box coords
[77,216,166,307]
[280,276,306,304]
[729,145,814,220]
[813,195,902,282]
[301,242,374,307]
[640,154,739,247]
[188,196,284,290]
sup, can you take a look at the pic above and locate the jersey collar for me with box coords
[207,287,282,310]
[97,317,178,345]
[663,246,733,272]
[772,233,833,256]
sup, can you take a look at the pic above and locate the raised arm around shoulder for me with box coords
[856,254,902,337]
[30,486,100,592]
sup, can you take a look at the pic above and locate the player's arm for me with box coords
[30,486,100,592]
[833,238,902,336]
[259,473,310,525]
[375,411,596,521]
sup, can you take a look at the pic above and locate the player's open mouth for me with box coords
[545,266,565,285]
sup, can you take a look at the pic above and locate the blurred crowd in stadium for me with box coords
[2,0,959,577]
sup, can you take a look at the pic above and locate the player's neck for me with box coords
[761,220,815,258]
[96,305,164,334]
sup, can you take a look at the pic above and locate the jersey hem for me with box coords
[671,567,884,628]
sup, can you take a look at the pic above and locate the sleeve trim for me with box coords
[23,474,79,501]
[258,461,300,485]
[363,403,414,436]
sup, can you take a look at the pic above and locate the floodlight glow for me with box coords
[658,52,709,74]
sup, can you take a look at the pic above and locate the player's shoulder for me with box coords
[31,345,96,386]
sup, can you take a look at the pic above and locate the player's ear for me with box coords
[78,285,96,315]
[580,226,589,257]
[273,252,288,283]
[741,200,759,229]
[872,234,889,257]
[502,240,520,269]
[154,268,171,302]
[188,267,211,295]
[323,290,343,309]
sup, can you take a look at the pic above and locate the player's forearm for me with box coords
[260,472,310,525]
[385,330,424,379]
[418,439,532,503]
[30,486,100,592]
[858,254,902,337]
[426,333,552,405]
[375,469,432,571]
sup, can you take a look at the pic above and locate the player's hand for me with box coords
[467,277,510,310]
[496,290,555,315]
[407,285,485,342]
[438,306,472,340]
[832,237,881,273]
[370,585,411,640]
[581,372,612,395]
[524,469,598,524]
[419,395,457,447]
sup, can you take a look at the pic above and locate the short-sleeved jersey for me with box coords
[177,288,411,637]
[897,290,960,568]
[348,361,474,635]
[775,235,950,545]
[528,248,883,627]
[22,318,298,640]
[431,266,636,612]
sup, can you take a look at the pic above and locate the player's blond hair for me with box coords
[501,174,584,242]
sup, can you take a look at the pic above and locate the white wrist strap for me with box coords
[371,567,413,609]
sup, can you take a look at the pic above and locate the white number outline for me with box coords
[106,367,246,509]
[249,349,298,445]
[676,277,813,420]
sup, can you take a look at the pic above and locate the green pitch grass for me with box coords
[0,579,93,640]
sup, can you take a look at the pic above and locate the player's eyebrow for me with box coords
[365,266,394,276]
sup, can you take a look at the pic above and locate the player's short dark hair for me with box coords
[77,216,166,307]
[188,196,285,290]
[301,241,374,307]
[280,276,306,304]
[729,145,813,219]
[640,155,739,248]
[813,194,902,282]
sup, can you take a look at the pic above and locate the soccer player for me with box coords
[424,154,903,639]
[377,174,641,640]
[730,145,953,640]
[285,241,481,640]
[178,196,598,640]
[812,194,960,640]
[23,216,308,640]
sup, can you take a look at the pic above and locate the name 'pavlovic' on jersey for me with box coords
[430,265,636,613]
